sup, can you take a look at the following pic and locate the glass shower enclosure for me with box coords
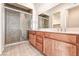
[5,8,32,44]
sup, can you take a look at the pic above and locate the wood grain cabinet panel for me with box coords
[29,31,78,56]
[36,36,43,44]
[54,34,76,44]
[29,34,36,46]
[36,31,44,36]
[35,31,43,52]
[36,42,42,52]
[55,40,76,56]
[43,37,76,56]
[29,31,35,34]
[45,32,76,44]
[43,38,53,56]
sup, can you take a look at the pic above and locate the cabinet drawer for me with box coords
[36,42,42,52]
[44,32,50,37]
[36,31,44,36]
[29,34,36,46]
[36,36,43,44]
[29,31,36,34]
[45,32,76,44]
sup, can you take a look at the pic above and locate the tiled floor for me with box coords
[2,41,43,56]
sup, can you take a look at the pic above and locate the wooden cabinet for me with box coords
[36,36,43,44]
[36,42,42,52]
[29,31,35,34]
[43,38,76,56]
[29,31,78,56]
[29,31,36,46]
[36,36,43,52]
[55,40,76,56]
[45,32,76,44]
[36,31,44,36]
[43,38,55,56]
[36,31,43,52]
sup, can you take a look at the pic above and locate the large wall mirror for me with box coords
[38,14,49,28]
[38,6,61,29]
[52,12,61,28]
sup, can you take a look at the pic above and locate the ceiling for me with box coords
[4,3,60,15]
[17,3,60,15]
[34,3,60,15]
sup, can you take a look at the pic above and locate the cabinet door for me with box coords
[36,36,43,44]
[29,34,36,46]
[36,42,42,52]
[55,41,76,56]
[43,38,53,56]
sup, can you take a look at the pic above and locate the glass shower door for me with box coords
[5,8,20,44]
[20,14,32,41]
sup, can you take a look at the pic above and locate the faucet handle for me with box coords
[60,28,62,31]
[57,28,59,31]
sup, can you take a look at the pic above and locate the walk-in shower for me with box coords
[5,7,32,44]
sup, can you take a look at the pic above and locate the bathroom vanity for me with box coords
[29,30,79,56]
[28,4,79,56]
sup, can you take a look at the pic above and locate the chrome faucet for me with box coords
[57,27,62,32]
[60,28,62,31]
[57,27,66,32]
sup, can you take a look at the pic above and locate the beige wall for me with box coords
[68,5,79,27]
